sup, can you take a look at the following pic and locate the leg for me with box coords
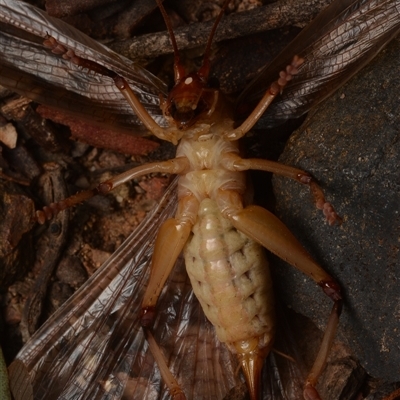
[43,35,180,144]
[303,300,342,400]
[224,55,304,140]
[143,329,186,400]
[216,189,342,398]
[36,157,189,223]
[141,194,197,313]
[222,153,341,225]
[140,194,198,399]
[216,188,338,286]
[382,387,400,400]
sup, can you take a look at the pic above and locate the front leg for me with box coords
[216,188,342,400]
[43,35,181,144]
[225,55,304,140]
[140,194,198,399]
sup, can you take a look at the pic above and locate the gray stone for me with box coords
[272,37,400,382]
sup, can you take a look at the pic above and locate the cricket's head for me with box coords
[157,0,229,130]
[162,66,219,130]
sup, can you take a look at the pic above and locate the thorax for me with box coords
[176,122,245,201]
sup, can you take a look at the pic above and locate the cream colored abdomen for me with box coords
[183,198,275,353]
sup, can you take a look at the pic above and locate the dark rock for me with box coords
[365,381,400,399]
[272,37,400,382]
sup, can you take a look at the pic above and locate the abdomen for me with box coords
[183,198,275,353]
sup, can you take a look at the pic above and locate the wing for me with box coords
[236,0,400,128]
[0,0,168,135]
[8,178,244,400]
[8,177,308,400]
[1,2,335,398]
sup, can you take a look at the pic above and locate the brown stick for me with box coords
[110,0,333,59]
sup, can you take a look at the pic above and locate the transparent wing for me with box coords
[236,0,400,128]
[260,310,307,400]
[8,178,244,400]
[8,174,307,400]
[0,0,168,135]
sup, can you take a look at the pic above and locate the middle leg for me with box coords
[221,153,341,225]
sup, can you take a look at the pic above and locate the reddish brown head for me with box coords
[156,0,230,129]
[163,70,218,129]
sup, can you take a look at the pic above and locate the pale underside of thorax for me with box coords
[176,124,245,202]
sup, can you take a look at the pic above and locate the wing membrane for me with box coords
[9,178,244,400]
[0,0,167,134]
[236,0,400,127]
[8,176,305,400]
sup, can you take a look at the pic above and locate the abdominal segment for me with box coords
[184,198,275,353]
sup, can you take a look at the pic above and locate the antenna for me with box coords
[198,0,231,80]
[156,0,231,83]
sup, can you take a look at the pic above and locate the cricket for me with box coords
[0,0,399,399]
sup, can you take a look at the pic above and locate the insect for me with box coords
[0,0,399,399]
